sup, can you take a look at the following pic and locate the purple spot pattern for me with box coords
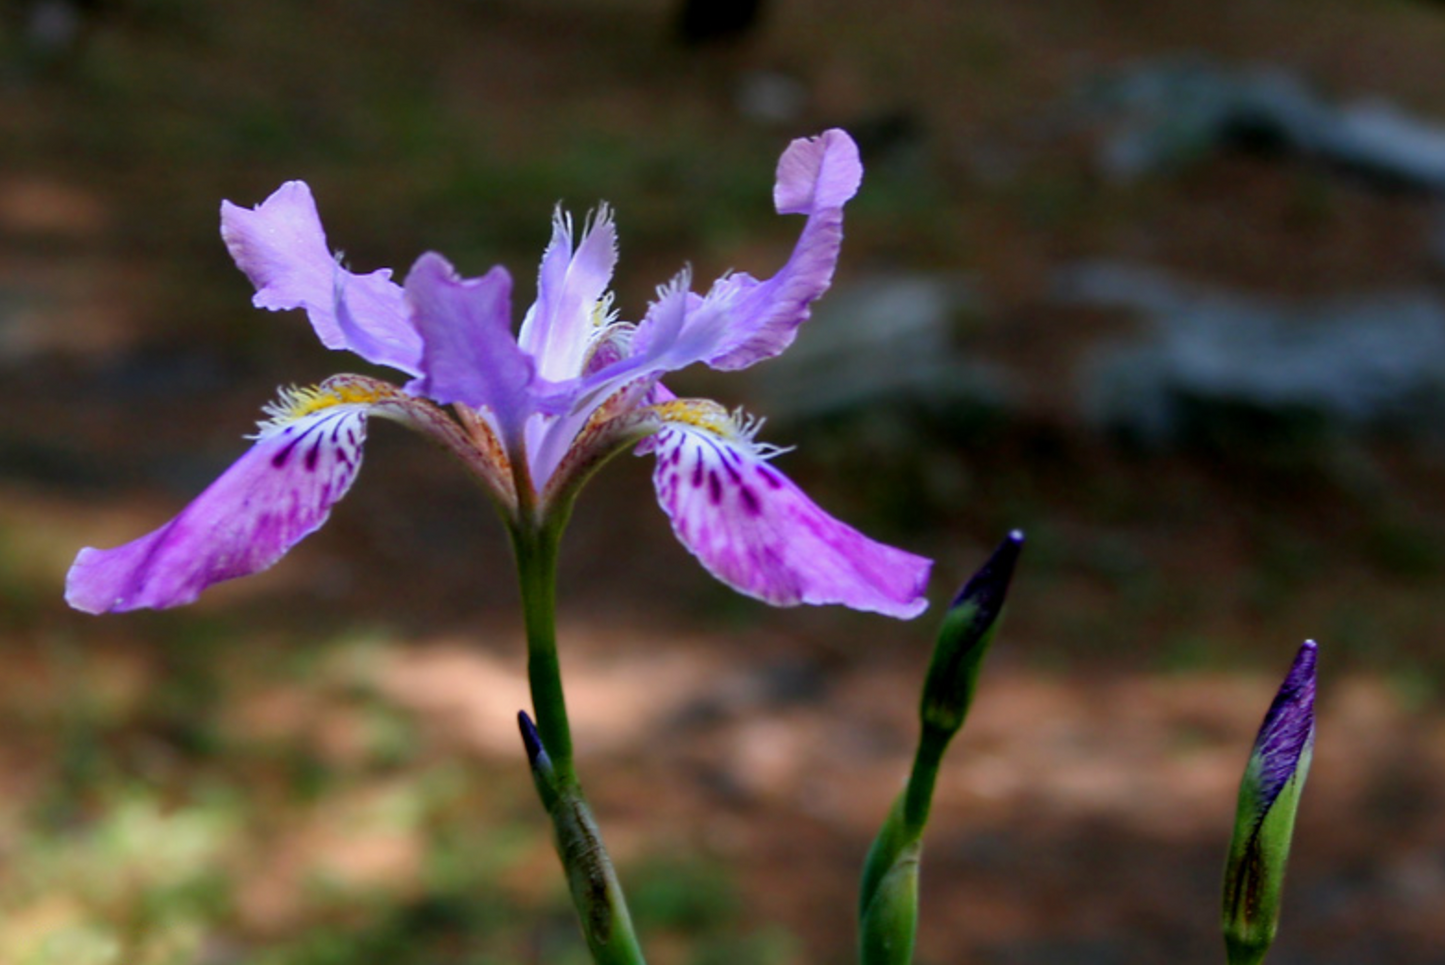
[649,424,930,618]
[66,407,369,613]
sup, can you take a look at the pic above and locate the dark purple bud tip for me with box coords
[1253,640,1317,814]
[950,529,1024,619]
[518,710,549,770]
[921,531,1024,733]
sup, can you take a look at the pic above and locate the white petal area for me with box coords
[66,405,369,613]
[647,415,931,619]
[517,205,618,383]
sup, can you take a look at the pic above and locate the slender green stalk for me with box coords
[859,532,1023,965]
[511,520,577,787]
[508,503,646,965]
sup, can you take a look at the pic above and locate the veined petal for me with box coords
[221,181,421,374]
[65,378,388,613]
[627,129,861,376]
[646,401,931,618]
[402,252,536,448]
[517,205,618,382]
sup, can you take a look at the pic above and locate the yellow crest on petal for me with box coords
[255,375,395,435]
[650,398,792,460]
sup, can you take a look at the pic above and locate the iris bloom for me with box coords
[66,130,931,618]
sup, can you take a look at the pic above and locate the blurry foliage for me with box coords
[0,628,773,964]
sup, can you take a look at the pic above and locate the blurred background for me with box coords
[5,0,1445,962]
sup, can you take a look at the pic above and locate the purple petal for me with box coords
[66,404,369,613]
[221,181,421,374]
[647,412,930,618]
[773,127,864,215]
[517,206,618,382]
[1251,640,1318,816]
[402,253,537,448]
[624,129,860,380]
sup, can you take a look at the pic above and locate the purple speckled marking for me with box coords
[739,485,761,516]
[707,470,722,504]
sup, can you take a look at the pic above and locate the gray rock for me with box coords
[1057,261,1445,443]
[1085,57,1445,192]
[746,272,1012,421]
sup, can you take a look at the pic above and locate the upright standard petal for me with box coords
[646,402,931,618]
[66,383,376,613]
[627,129,862,377]
[402,253,540,450]
[221,181,422,374]
[517,206,619,382]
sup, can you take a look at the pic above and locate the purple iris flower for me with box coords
[66,130,932,619]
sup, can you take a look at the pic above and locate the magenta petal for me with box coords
[65,407,369,613]
[648,420,931,618]
[221,181,420,374]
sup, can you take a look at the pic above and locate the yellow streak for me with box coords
[650,398,733,435]
[258,376,392,431]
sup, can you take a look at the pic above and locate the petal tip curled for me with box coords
[221,181,419,374]
[773,129,863,215]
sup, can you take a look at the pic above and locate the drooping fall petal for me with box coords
[646,403,930,618]
[66,392,371,613]
[221,181,421,375]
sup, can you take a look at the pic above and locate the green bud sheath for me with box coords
[519,712,647,965]
[1222,641,1317,965]
[860,835,921,965]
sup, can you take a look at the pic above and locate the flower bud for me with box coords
[1222,640,1317,965]
[920,531,1023,734]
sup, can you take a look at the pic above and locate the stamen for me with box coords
[591,292,617,329]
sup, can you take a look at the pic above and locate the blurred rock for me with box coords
[1057,261,1445,444]
[745,272,1012,423]
[735,69,807,126]
[1084,57,1445,192]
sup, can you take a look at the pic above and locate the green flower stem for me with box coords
[512,520,576,787]
[509,514,646,965]
[901,725,950,834]
[859,532,1023,965]
[858,726,950,965]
